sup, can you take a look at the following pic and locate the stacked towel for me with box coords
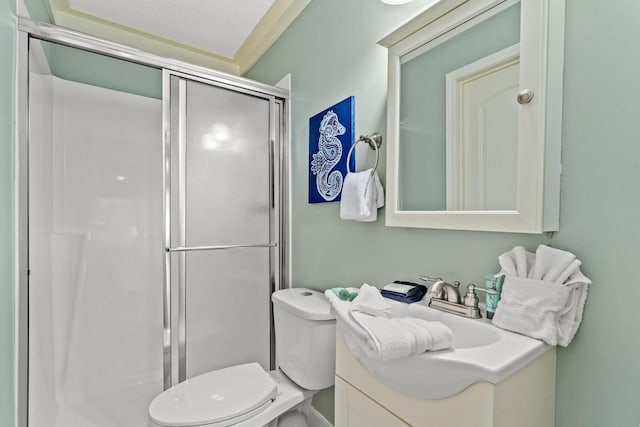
[492,245,591,346]
[340,169,384,222]
[380,281,428,304]
[325,283,454,361]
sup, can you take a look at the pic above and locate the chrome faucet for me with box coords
[419,276,499,319]
[418,275,461,303]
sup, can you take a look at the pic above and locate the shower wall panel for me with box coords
[29,73,163,427]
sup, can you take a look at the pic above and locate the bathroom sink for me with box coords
[337,300,549,399]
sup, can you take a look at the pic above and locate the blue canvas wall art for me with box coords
[308,96,355,203]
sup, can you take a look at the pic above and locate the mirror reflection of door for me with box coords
[398,1,520,212]
[446,45,519,211]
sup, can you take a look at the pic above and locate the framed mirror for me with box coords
[380,0,565,233]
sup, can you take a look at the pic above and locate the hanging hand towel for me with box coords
[356,172,384,222]
[340,169,384,222]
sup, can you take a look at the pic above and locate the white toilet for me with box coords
[148,288,336,427]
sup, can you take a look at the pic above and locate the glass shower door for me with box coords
[166,73,279,384]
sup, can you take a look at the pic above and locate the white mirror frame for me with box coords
[379,0,565,233]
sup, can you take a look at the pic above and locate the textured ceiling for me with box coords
[67,0,277,58]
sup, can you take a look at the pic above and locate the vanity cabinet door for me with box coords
[335,377,410,427]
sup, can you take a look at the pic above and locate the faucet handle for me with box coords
[419,275,461,289]
[418,275,443,283]
[463,283,500,309]
[467,283,500,295]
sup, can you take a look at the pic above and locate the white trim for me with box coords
[398,0,516,64]
[382,0,563,233]
[42,0,310,75]
[236,0,312,75]
[50,7,240,75]
[378,0,468,48]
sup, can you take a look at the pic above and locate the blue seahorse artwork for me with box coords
[308,96,355,203]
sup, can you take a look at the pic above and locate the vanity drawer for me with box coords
[335,376,409,427]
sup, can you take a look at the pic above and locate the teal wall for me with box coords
[0,0,15,425]
[45,41,162,99]
[23,0,50,22]
[247,0,640,425]
[23,2,162,99]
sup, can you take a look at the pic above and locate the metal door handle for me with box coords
[167,242,277,252]
[517,89,534,104]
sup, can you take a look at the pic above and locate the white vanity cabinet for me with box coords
[334,333,556,427]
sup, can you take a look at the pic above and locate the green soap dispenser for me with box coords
[485,274,504,320]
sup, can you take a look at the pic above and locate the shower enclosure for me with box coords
[17,19,288,427]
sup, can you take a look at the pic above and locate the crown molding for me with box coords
[234,0,311,75]
[45,0,310,76]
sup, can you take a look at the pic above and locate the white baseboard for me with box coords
[308,407,333,427]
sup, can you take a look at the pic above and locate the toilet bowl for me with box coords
[148,288,336,427]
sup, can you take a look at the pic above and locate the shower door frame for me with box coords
[163,69,284,386]
[15,17,290,427]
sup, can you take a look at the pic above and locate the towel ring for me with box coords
[346,132,383,174]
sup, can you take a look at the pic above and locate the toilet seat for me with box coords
[149,363,277,427]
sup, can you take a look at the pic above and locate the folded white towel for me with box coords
[352,283,391,316]
[555,259,582,286]
[533,244,577,282]
[492,268,591,346]
[493,245,591,346]
[492,276,572,346]
[325,285,454,361]
[340,169,384,222]
[350,311,454,361]
[556,269,591,346]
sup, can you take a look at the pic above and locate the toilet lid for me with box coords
[149,363,277,427]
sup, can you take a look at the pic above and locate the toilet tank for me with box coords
[271,288,336,390]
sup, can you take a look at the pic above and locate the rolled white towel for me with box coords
[533,244,577,282]
[555,259,582,285]
[498,246,535,278]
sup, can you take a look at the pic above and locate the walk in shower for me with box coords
[17,19,288,427]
